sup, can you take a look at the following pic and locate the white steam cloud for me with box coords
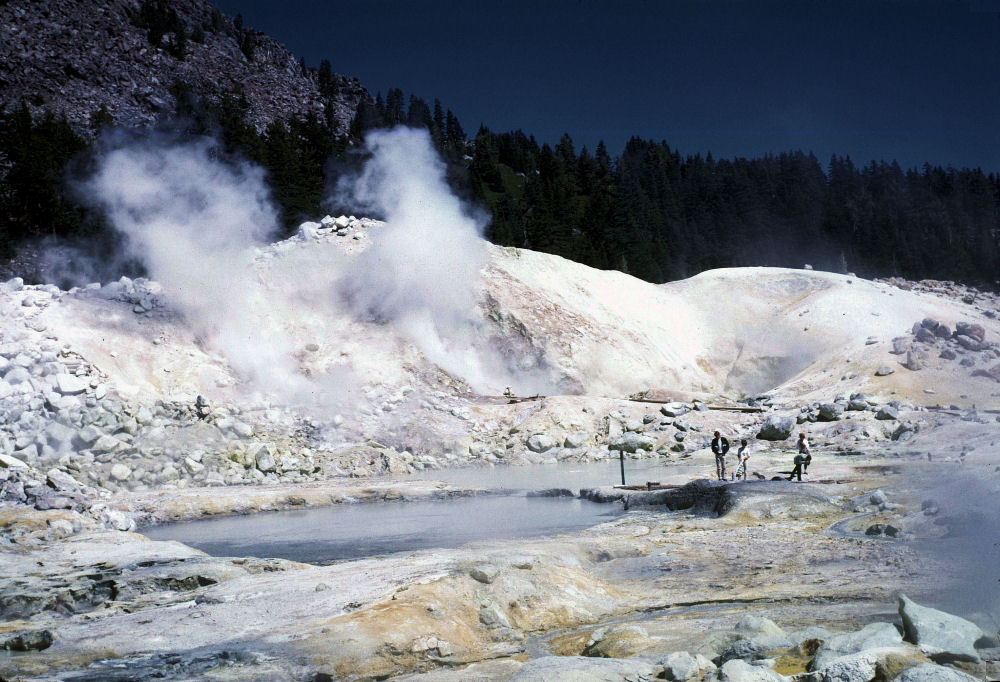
[336,127,543,394]
[83,136,315,401]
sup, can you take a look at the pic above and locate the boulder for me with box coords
[875,406,899,420]
[46,468,81,491]
[903,350,923,371]
[297,221,321,239]
[914,327,937,344]
[847,399,868,411]
[940,348,957,360]
[526,434,558,453]
[899,594,981,662]
[509,656,662,681]
[659,651,700,680]
[660,402,691,417]
[735,615,787,639]
[719,635,793,664]
[920,317,939,330]
[955,335,984,352]
[0,453,28,469]
[810,622,903,671]
[817,403,844,421]
[254,446,277,472]
[893,663,982,682]
[54,373,88,396]
[891,338,909,355]
[757,416,795,441]
[610,432,657,453]
[891,422,916,441]
[2,629,53,652]
[933,323,952,339]
[955,321,986,342]
[710,659,785,681]
[564,431,589,448]
[875,366,895,376]
[813,647,923,682]
[109,463,132,481]
[583,624,656,658]
[469,564,500,584]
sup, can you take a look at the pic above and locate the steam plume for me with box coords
[335,127,547,394]
[83,135,313,400]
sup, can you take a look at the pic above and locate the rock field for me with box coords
[2,218,1000,680]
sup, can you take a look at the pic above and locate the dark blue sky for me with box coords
[212,0,1000,172]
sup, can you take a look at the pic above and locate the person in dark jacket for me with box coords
[788,433,812,481]
[711,431,730,480]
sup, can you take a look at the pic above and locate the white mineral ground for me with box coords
[1,219,999,680]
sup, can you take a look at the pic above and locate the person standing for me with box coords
[788,433,812,481]
[736,439,750,480]
[711,431,730,480]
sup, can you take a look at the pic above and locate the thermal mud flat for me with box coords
[4,430,1000,681]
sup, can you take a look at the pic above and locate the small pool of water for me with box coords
[143,493,624,564]
[398,458,706,490]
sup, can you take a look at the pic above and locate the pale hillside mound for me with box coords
[10,218,1000,411]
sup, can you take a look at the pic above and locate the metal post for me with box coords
[619,449,625,486]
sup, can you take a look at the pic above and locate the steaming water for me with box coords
[144,493,622,564]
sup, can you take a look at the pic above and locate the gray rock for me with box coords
[940,348,957,360]
[509,656,662,681]
[526,434,558,453]
[847,399,868,411]
[564,431,589,449]
[893,663,981,682]
[254,446,277,472]
[109,463,132,481]
[660,402,691,417]
[735,615,787,639]
[920,317,939,330]
[710,659,785,681]
[903,350,924,371]
[610,432,657,453]
[479,601,511,629]
[869,490,887,505]
[4,366,33,385]
[46,468,81,491]
[875,406,899,420]
[642,413,658,424]
[955,321,986,342]
[817,403,845,421]
[54,373,88,396]
[899,594,981,662]
[813,647,919,682]
[757,416,795,441]
[470,564,500,584]
[719,635,793,663]
[915,327,937,343]
[0,453,28,469]
[101,508,136,532]
[625,419,645,432]
[875,366,895,376]
[2,629,53,651]
[934,324,952,338]
[660,651,700,680]
[91,434,122,454]
[891,338,910,355]
[955,334,984,352]
[891,422,916,441]
[810,622,903,671]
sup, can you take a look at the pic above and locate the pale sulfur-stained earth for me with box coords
[2,219,1000,680]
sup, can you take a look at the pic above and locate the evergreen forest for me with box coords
[1,83,998,288]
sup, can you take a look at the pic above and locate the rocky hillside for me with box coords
[0,0,366,134]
